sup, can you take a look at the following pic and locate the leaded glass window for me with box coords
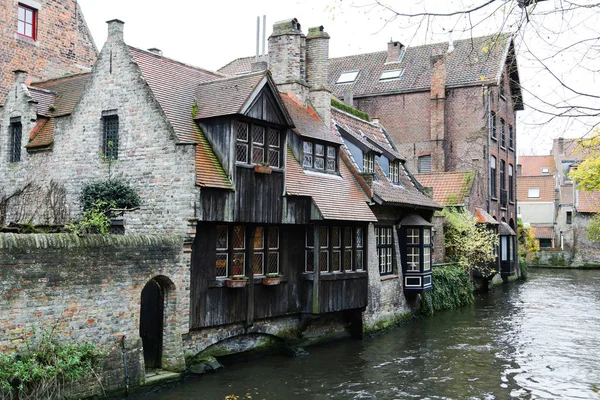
[9,119,22,163]
[235,121,249,163]
[376,226,393,275]
[103,115,119,160]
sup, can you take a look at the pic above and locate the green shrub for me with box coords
[331,98,370,121]
[65,200,112,235]
[79,180,140,214]
[421,265,474,316]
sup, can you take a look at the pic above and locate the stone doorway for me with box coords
[140,278,164,369]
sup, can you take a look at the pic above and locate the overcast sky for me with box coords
[77,0,600,156]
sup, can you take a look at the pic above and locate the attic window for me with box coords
[541,167,550,175]
[379,69,404,81]
[389,160,400,184]
[303,140,337,173]
[336,71,359,84]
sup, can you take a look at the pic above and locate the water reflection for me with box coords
[143,269,600,399]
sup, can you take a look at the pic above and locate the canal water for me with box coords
[144,269,600,399]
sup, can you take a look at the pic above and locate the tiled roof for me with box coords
[560,183,574,205]
[30,73,92,116]
[576,190,600,213]
[332,108,402,159]
[518,175,555,202]
[195,126,232,190]
[475,207,498,225]
[281,93,342,144]
[194,71,268,120]
[129,46,223,143]
[27,87,56,116]
[372,164,440,209]
[499,221,516,236]
[25,117,54,149]
[532,226,554,239]
[219,56,259,76]
[518,155,555,176]
[286,148,376,221]
[414,171,475,206]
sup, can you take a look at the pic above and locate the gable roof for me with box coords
[518,155,555,176]
[414,171,475,206]
[129,46,223,143]
[30,73,92,116]
[286,148,375,221]
[281,93,342,144]
[372,163,440,209]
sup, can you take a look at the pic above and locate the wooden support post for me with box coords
[312,225,320,314]
[246,225,256,327]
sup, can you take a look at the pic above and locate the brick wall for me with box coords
[0,233,189,396]
[0,0,97,102]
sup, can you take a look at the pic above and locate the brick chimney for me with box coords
[306,25,331,124]
[386,40,404,63]
[106,19,124,42]
[268,18,309,104]
[430,46,447,172]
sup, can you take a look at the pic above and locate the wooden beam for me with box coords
[246,225,256,327]
[312,225,320,314]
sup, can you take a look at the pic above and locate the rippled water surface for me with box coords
[144,269,600,399]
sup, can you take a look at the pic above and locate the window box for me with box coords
[254,164,272,174]
[226,276,248,288]
[262,274,281,286]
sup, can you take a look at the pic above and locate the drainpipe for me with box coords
[486,85,491,213]
[121,335,130,396]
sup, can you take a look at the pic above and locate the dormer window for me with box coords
[363,152,374,173]
[235,121,282,168]
[389,160,400,184]
[303,140,337,173]
[336,71,359,84]
[379,69,404,81]
[541,167,550,175]
[17,4,37,41]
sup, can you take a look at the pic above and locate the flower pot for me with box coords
[226,278,248,288]
[254,165,272,174]
[262,276,281,286]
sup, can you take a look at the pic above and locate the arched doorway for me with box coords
[140,279,164,369]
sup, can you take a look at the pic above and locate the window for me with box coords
[500,118,506,148]
[102,111,119,160]
[306,226,364,273]
[235,121,282,168]
[389,160,400,184]
[566,211,572,225]
[418,155,431,173]
[336,71,359,84]
[499,77,505,98]
[303,140,337,172]
[490,111,497,140]
[508,164,514,202]
[509,125,514,149]
[404,227,432,272]
[376,227,393,275]
[363,152,374,173]
[528,188,540,198]
[490,156,497,198]
[17,4,36,40]
[379,69,404,81]
[541,167,550,175]
[500,160,506,191]
[8,117,22,163]
[539,238,552,248]
[215,225,280,278]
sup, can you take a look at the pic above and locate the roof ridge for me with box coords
[196,70,267,87]
[128,46,225,78]
[27,86,56,95]
[30,72,92,86]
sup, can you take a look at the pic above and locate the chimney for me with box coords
[13,69,28,86]
[557,137,565,155]
[430,47,447,172]
[268,18,309,104]
[343,87,354,107]
[447,31,454,54]
[106,19,124,42]
[306,25,331,124]
[147,48,162,56]
[386,40,403,63]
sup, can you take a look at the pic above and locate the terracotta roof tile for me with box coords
[372,164,440,209]
[475,207,499,224]
[27,87,56,116]
[31,73,92,116]
[281,93,342,144]
[195,127,232,190]
[194,71,267,120]
[414,171,475,206]
[576,190,600,213]
[25,117,54,149]
[286,148,375,222]
[517,176,555,202]
[532,226,553,239]
[129,46,223,143]
[518,155,555,176]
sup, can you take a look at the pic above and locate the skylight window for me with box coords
[337,71,359,84]
[379,69,404,81]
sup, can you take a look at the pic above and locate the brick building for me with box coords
[0,0,97,102]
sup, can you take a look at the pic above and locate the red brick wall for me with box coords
[0,0,97,101]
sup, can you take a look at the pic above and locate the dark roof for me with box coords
[415,171,475,206]
[286,148,375,221]
[129,46,223,143]
[499,221,516,236]
[399,214,433,227]
[195,71,268,120]
[281,93,342,144]
[30,73,92,116]
[27,87,55,116]
[372,164,440,209]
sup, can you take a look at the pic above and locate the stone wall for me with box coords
[0,233,189,396]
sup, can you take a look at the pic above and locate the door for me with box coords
[140,279,164,369]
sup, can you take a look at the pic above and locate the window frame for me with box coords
[336,71,360,84]
[376,226,394,276]
[305,225,365,273]
[379,69,404,81]
[303,139,338,174]
[402,226,433,273]
[500,118,506,149]
[363,152,375,173]
[508,125,514,150]
[566,211,573,225]
[8,117,22,163]
[235,120,283,169]
[17,3,37,41]
[490,111,497,140]
[389,160,400,184]
[490,156,497,199]
[102,112,119,160]
[418,154,431,174]
[528,188,540,198]
[508,164,514,202]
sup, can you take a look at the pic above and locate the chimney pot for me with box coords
[148,48,162,56]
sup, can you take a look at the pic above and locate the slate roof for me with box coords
[129,46,223,143]
[194,71,268,120]
[281,93,342,144]
[414,171,475,206]
[518,155,555,176]
[576,190,600,213]
[30,73,92,116]
[518,175,555,202]
[286,148,376,221]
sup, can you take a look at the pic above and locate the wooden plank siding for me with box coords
[234,167,284,223]
[301,273,368,314]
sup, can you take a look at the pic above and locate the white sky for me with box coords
[77,0,600,156]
